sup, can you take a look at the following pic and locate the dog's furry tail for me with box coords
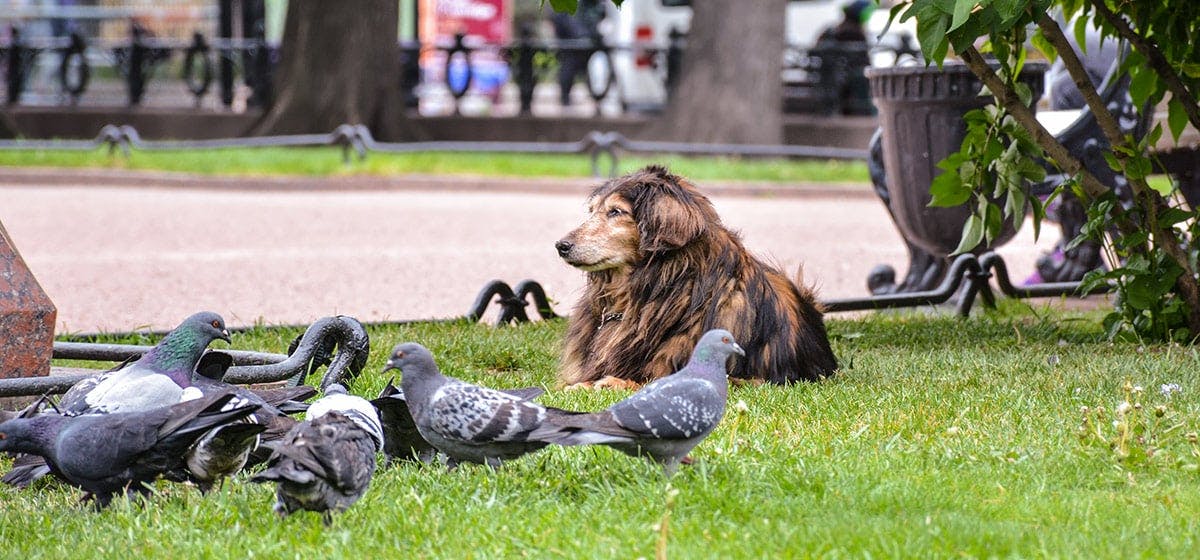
[792,263,826,313]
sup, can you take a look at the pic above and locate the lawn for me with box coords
[0,147,872,184]
[2,306,1198,558]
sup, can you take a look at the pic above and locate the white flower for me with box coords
[1116,401,1133,416]
[1161,383,1182,396]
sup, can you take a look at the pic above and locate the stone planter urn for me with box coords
[864,61,1047,294]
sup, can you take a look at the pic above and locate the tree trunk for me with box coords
[641,0,787,144]
[252,0,425,141]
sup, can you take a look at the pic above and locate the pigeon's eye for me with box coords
[395,351,406,359]
[607,208,625,218]
[0,433,6,440]
[210,320,221,329]
[722,336,731,344]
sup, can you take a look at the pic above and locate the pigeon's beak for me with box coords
[219,330,231,344]
[382,360,398,373]
[732,342,746,357]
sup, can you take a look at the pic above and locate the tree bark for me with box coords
[252,0,425,141]
[640,0,787,144]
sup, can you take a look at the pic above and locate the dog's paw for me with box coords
[562,377,643,391]
[592,376,643,391]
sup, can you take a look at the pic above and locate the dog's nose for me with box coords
[555,240,574,257]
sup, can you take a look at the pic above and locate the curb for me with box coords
[0,167,877,199]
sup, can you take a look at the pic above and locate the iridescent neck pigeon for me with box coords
[381,342,568,469]
[250,385,382,524]
[0,392,258,508]
[541,329,745,474]
[60,311,231,416]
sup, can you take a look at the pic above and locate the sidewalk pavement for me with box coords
[0,168,1059,334]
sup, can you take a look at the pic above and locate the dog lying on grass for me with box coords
[554,165,837,388]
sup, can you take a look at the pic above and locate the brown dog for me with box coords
[554,165,837,387]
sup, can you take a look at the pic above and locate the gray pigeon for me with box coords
[381,343,569,468]
[540,329,745,474]
[0,392,258,507]
[370,379,546,466]
[250,385,383,524]
[180,420,267,493]
[60,311,231,416]
[186,350,313,471]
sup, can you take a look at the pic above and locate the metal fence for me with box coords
[1,19,906,117]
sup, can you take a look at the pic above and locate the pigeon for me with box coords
[186,350,313,469]
[539,329,745,475]
[0,392,258,507]
[370,379,546,466]
[60,311,231,416]
[179,421,268,493]
[381,342,571,468]
[250,385,383,524]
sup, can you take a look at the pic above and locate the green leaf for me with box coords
[1102,151,1122,173]
[930,168,972,207]
[949,0,975,32]
[1030,29,1056,61]
[1073,16,1089,55]
[1125,156,1152,181]
[1014,82,1033,107]
[1157,207,1191,227]
[953,213,985,255]
[983,200,1003,244]
[992,0,1027,25]
[917,11,952,65]
[1167,96,1188,142]
[1183,63,1200,78]
[1127,66,1157,110]
[546,0,578,14]
[1029,193,1044,240]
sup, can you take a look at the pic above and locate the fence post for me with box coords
[127,23,147,106]
[218,0,235,107]
[5,26,26,105]
[514,24,536,116]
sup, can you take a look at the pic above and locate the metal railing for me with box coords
[0,123,870,177]
[469,252,1111,328]
[2,21,904,116]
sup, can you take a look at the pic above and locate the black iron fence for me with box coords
[1,21,908,116]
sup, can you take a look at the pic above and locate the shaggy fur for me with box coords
[555,165,838,386]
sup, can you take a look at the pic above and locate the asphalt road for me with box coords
[0,170,1057,334]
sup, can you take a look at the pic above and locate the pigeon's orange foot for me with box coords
[680,455,695,466]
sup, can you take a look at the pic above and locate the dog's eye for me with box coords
[607,208,624,218]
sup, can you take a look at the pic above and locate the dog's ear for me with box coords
[637,188,707,253]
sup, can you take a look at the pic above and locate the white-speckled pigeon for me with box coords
[381,342,571,469]
[539,329,744,474]
[60,311,231,416]
[369,378,547,466]
[0,392,258,507]
[250,385,382,524]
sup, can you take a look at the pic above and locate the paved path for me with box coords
[0,169,1058,334]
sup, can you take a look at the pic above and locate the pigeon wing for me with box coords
[427,384,545,443]
[607,377,724,440]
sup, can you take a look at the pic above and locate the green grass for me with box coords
[0,147,871,184]
[4,307,1200,558]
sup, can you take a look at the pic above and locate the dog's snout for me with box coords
[555,240,574,257]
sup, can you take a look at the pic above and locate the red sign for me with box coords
[422,0,510,45]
